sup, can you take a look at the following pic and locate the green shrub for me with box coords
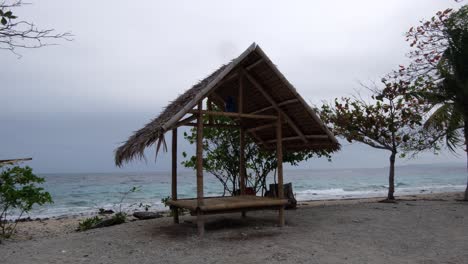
[109,212,126,225]
[77,216,102,231]
[0,164,53,239]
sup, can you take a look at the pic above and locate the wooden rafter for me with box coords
[184,123,238,128]
[221,58,265,84]
[188,109,277,120]
[248,130,267,146]
[207,93,226,110]
[174,114,197,128]
[247,121,285,133]
[241,68,308,143]
[161,43,258,132]
[249,99,300,115]
[265,135,329,144]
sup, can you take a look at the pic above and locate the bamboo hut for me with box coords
[115,43,339,236]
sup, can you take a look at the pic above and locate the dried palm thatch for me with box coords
[115,64,229,166]
[115,43,339,166]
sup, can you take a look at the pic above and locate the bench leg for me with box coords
[172,208,179,224]
[278,206,285,227]
[197,211,204,237]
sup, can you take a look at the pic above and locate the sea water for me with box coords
[25,164,467,219]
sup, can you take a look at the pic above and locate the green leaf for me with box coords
[1,17,7,26]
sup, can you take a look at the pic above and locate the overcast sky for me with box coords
[1,0,465,173]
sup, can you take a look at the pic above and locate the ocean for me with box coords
[25,164,467,219]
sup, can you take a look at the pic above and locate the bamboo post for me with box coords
[239,71,247,218]
[239,72,246,196]
[196,101,205,236]
[239,129,246,191]
[207,98,213,125]
[240,127,247,218]
[277,114,285,227]
[171,128,179,224]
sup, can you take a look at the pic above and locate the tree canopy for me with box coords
[320,77,441,200]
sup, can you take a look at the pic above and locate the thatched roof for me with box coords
[115,43,339,166]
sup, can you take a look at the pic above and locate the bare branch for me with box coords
[0,1,72,57]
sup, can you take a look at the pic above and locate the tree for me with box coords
[0,1,71,56]
[404,5,468,200]
[0,163,52,239]
[320,78,440,201]
[182,112,332,196]
[399,8,455,81]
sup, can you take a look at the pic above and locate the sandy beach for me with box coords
[1,192,467,264]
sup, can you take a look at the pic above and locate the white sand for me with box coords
[1,192,467,264]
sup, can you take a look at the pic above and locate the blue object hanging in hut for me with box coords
[225,96,237,112]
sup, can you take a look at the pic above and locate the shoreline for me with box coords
[6,191,465,242]
[14,186,466,221]
[2,191,467,263]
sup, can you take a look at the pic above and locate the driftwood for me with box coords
[264,183,297,209]
[0,158,32,165]
[133,211,162,220]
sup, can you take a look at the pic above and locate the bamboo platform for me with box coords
[167,196,288,214]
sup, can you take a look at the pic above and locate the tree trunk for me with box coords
[388,151,396,200]
[464,116,468,201]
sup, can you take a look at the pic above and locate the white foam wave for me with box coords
[295,185,465,201]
